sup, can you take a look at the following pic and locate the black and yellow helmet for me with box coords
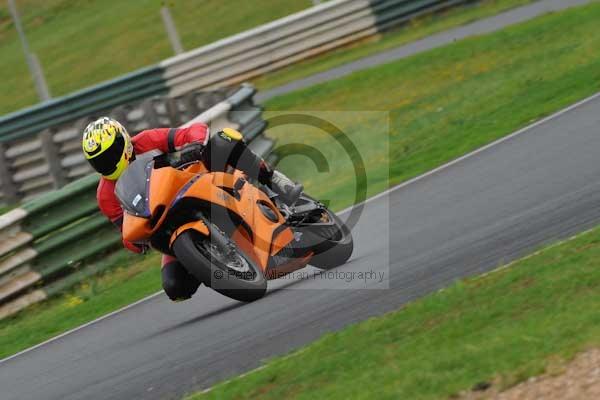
[82,117,133,180]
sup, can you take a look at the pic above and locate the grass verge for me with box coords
[2,0,599,362]
[186,225,600,399]
[251,0,535,91]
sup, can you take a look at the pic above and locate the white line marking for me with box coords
[199,347,308,394]
[338,90,600,215]
[2,90,599,366]
[475,227,596,279]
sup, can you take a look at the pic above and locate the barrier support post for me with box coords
[39,129,67,189]
[161,6,184,55]
[0,142,19,204]
[166,98,181,126]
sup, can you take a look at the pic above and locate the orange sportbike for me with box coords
[115,145,353,302]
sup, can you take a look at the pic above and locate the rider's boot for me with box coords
[207,129,303,205]
[268,170,303,206]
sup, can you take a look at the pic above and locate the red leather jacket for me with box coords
[96,123,209,252]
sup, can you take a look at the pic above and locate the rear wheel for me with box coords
[307,209,354,270]
[172,224,267,302]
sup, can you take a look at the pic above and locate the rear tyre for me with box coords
[173,226,267,302]
[308,209,353,270]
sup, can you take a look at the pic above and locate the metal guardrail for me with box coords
[0,66,167,142]
[0,1,466,204]
[0,89,233,204]
[159,0,467,96]
[0,84,269,319]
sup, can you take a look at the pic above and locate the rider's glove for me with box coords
[171,142,205,167]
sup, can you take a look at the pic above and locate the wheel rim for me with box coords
[194,237,257,281]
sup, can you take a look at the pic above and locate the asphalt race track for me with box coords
[2,4,600,400]
[3,91,600,399]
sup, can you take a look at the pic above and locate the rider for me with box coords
[82,116,302,301]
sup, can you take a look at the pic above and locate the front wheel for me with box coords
[172,225,267,302]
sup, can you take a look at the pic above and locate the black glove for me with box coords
[169,142,205,167]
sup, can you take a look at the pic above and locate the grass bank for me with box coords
[266,1,600,211]
[187,222,600,399]
[0,0,309,114]
[2,1,599,361]
[1,0,533,115]
[252,0,535,90]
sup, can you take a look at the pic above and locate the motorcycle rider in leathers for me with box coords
[82,117,302,301]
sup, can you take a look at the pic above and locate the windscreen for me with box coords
[115,151,162,217]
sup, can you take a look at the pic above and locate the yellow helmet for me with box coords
[82,117,133,180]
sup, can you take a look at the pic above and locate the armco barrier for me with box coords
[0,84,269,319]
[159,0,468,96]
[0,0,466,200]
[0,89,233,204]
[0,66,166,142]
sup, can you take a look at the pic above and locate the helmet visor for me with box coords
[88,135,125,176]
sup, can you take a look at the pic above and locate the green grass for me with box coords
[251,0,535,91]
[0,204,15,214]
[187,226,600,400]
[2,0,600,367]
[265,1,600,211]
[0,250,161,359]
[0,0,310,114]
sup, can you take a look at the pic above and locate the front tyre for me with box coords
[172,226,267,302]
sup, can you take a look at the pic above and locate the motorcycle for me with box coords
[115,144,353,302]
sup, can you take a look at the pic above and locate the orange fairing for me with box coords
[122,212,152,243]
[270,228,293,256]
[148,166,196,217]
[122,162,207,243]
[180,171,295,268]
[169,220,209,248]
[121,157,302,274]
[231,226,260,265]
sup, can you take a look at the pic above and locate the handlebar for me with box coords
[157,142,205,169]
